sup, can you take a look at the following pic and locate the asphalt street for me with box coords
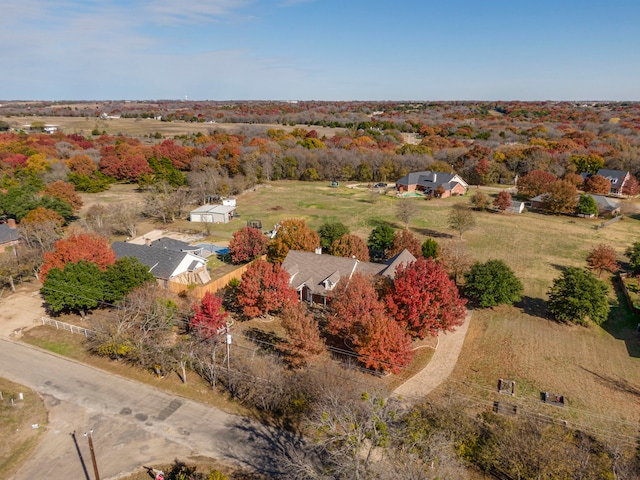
[1,339,295,479]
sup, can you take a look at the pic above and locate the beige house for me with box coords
[282,249,416,307]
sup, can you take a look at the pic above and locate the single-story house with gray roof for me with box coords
[112,241,211,287]
[529,193,619,217]
[282,248,416,306]
[0,219,20,253]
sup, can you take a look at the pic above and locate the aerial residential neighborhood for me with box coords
[1,99,640,478]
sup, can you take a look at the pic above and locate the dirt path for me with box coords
[0,283,45,339]
[394,311,472,400]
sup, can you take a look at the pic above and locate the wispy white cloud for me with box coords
[277,0,317,7]
[144,0,254,25]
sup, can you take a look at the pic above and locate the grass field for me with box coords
[202,181,640,441]
[0,378,48,478]
[46,180,640,445]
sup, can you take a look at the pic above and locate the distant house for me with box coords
[395,171,468,197]
[505,200,525,214]
[588,194,620,216]
[581,169,631,196]
[282,248,416,306]
[528,194,548,211]
[0,219,20,253]
[112,240,211,287]
[528,193,619,217]
[189,204,237,223]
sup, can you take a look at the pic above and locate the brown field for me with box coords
[0,115,345,139]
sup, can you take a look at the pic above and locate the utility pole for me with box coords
[84,429,101,480]
[225,322,231,379]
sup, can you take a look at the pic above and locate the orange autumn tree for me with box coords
[40,233,116,281]
[43,181,83,213]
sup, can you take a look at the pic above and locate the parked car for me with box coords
[373,182,387,188]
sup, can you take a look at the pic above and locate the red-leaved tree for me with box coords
[280,303,325,367]
[99,154,153,181]
[237,259,297,318]
[493,190,512,211]
[327,273,386,344]
[517,170,557,199]
[622,175,640,196]
[190,292,227,338]
[40,233,116,281]
[583,174,611,195]
[388,229,422,258]
[354,312,413,374]
[228,226,268,264]
[586,244,619,277]
[329,234,370,261]
[386,257,466,339]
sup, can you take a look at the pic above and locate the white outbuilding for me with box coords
[189,204,236,223]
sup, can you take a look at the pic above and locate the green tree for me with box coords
[547,267,609,326]
[318,221,350,250]
[576,194,598,216]
[367,224,395,261]
[421,238,440,259]
[626,242,640,275]
[102,257,155,303]
[464,260,523,307]
[41,261,107,316]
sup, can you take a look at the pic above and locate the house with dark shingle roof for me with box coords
[0,219,20,253]
[395,171,468,197]
[581,169,631,196]
[112,241,211,287]
[595,169,631,196]
[282,249,416,306]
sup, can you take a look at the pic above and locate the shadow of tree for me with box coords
[411,227,454,239]
[245,327,285,354]
[547,263,568,273]
[222,416,319,479]
[579,367,640,398]
[514,296,554,320]
[602,278,640,358]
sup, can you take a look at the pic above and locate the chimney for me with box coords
[145,237,151,246]
[7,218,16,229]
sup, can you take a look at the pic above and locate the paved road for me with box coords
[1,339,292,479]
[394,311,472,399]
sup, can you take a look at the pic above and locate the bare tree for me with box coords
[438,241,474,285]
[112,205,141,238]
[395,199,419,229]
[84,204,113,237]
[448,204,476,240]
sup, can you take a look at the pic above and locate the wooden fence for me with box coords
[167,255,266,299]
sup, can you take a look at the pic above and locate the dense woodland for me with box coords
[1,100,640,195]
[1,101,640,479]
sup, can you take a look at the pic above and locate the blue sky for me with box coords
[2,0,639,101]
